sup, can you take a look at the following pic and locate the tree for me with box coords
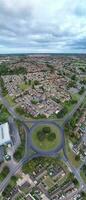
[47,132,56,141]
[79,86,85,95]
[71,74,76,80]
[75,155,80,161]
[43,127,51,133]
[34,80,39,85]
[28,79,31,85]
[73,178,78,186]
[81,191,86,198]
[37,131,45,141]
[23,75,27,83]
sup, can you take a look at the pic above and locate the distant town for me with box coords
[0,54,86,200]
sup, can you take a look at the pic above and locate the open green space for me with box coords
[65,139,81,168]
[14,121,26,161]
[80,164,86,183]
[44,176,54,188]
[15,106,33,118]
[64,97,86,168]
[0,166,9,182]
[56,95,78,119]
[80,192,86,200]
[0,103,10,123]
[19,82,30,91]
[0,77,8,96]
[0,64,27,75]
[32,124,61,151]
[71,93,81,101]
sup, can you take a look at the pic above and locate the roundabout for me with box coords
[29,121,64,156]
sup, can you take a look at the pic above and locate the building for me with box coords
[0,123,11,146]
[0,146,4,162]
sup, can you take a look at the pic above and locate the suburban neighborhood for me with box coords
[0,54,86,200]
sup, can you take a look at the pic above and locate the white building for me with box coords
[0,123,11,146]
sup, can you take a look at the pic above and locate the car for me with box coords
[5,154,11,161]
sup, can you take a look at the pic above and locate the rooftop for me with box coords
[0,123,11,146]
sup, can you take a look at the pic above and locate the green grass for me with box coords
[32,124,61,151]
[80,170,86,184]
[15,106,33,119]
[14,124,25,161]
[44,176,55,189]
[56,95,79,119]
[0,64,27,75]
[19,83,29,91]
[5,94,15,106]
[2,176,18,198]
[0,166,9,182]
[65,139,81,168]
[71,93,80,101]
[0,106,9,123]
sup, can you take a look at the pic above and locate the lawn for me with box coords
[56,95,79,119]
[71,93,80,101]
[14,123,25,161]
[19,83,29,91]
[0,166,9,182]
[32,124,61,151]
[2,176,18,198]
[80,165,86,183]
[65,139,81,168]
[80,171,86,184]
[5,94,15,106]
[44,176,54,189]
[0,105,9,123]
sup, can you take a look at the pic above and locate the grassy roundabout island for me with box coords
[32,124,61,151]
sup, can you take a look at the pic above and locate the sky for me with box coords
[0,0,86,54]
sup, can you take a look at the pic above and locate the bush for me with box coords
[42,127,51,133]
[34,80,39,85]
[56,107,68,118]
[47,132,56,141]
[37,127,56,142]
[0,166,9,181]
[75,155,80,161]
[37,131,45,141]
[0,64,27,75]
[73,178,78,186]
[79,86,85,95]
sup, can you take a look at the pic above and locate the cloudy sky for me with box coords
[0,0,86,54]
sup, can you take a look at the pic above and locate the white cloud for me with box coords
[0,0,86,53]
